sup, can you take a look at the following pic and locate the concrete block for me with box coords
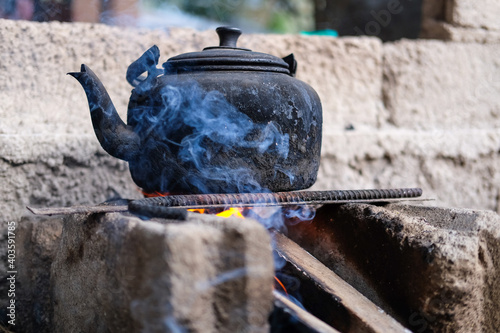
[2,212,274,332]
[445,0,500,31]
[0,19,175,136]
[0,134,141,223]
[421,19,500,42]
[48,212,274,333]
[287,203,500,332]
[420,0,500,42]
[313,130,500,212]
[9,217,63,332]
[383,39,500,129]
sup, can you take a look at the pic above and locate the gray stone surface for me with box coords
[288,203,500,332]
[5,211,274,333]
[383,39,500,130]
[421,19,500,42]
[0,134,142,223]
[14,216,63,332]
[51,212,274,333]
[445,0,500,31]
[0,20,200,136]
[312,130,500,212]
[420,0,500,42]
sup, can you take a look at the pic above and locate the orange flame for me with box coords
[141,189,289,296]
[141,190,169,198]
[187,207,244,218]
[215,207,244,218]
[187,209,206,214]
[140,188,245,219]
[274,276,288,296]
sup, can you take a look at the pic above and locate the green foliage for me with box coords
[172,0,243,22]
[147,0,314,33]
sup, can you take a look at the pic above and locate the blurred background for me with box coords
[0,0,422,41]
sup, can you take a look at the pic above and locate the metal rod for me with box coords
[129,188,423,210]
[27,205,128,216]
[28,188,423,216]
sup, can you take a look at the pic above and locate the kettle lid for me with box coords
[163,27,291,75]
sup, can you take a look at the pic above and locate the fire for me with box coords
[187,207,244,218]
[188,209,206,214]
[141,190,169,198]
[140,188,245,218]
[274,276,289,296]
[215,207,244,218]
[140,189,291,295]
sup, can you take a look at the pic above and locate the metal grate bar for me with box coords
[129,188,423,210]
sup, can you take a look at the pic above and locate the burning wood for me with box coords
[273,232,411,333]
[272,290,341,333]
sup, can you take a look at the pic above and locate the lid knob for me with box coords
[216,27,242,48]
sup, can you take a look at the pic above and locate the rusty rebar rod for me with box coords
[28,188,423,216]
[129,188,423,210]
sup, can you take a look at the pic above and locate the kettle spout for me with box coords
[68,64,140,162]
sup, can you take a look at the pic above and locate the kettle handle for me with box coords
[126,45,161,87]
[282,54,297,77]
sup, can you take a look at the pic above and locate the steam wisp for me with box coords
[126,46,291,194]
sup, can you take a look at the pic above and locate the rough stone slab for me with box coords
[445,0,500,31]
[421,19,500,43]
[421,0,500,36]
[313,130,500,212]
[383,39,500,129]
[287,203,500,332]
[0,134,141,223]
[9,217,63,332]
[50,212,274,333]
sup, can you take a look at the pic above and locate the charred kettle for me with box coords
[70,27,322,194]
